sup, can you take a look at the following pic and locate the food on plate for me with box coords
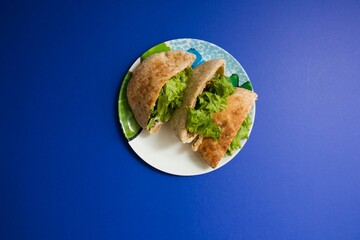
[196,88,257,168]
[170,59,227,143]
[170,59,257,168]
[126,50,196,133]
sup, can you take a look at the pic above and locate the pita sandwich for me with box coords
[197,88,257,168]
[170,59,257,168]
[126,50,195,133]
[170,59,226,143]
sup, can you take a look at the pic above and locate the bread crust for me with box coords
[126,50,195,131]
[197,88,257,168]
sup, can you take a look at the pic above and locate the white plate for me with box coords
[118,38,255,176]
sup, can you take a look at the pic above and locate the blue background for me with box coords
[1,0,360,239]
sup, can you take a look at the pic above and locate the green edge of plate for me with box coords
[118,71,141,140]
[140,42,171,60]
[240,81,253,91]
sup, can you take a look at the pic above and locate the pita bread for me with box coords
[170,59,225,142]
[197,88,257,168]
[126,50,195,133]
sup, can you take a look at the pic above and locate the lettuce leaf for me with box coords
[196,92,227,112]
[227,114,252,156]
[147,68,191,130]
[208,75,235,97]
[186,109,221,140]
[186,74,234,140]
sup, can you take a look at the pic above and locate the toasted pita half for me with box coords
[197,88,257,168]
[126,50,195,133]
[170,59,225,143]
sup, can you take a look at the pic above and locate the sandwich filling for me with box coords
[186,74,234,139]
[147,68,192,130]
[186,74,252,155]
[226,114,252,156]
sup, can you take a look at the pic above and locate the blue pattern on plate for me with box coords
[167,38,251,87]
[187,48,205,68]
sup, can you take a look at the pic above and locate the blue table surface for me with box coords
[1,1,360,239]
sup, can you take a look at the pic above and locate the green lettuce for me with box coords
[147,68,191,130]
[196,92,227,112]
[187,108,221,140]
[208,75,235,97]
[227,114,252,156]
[186,74,234,140]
